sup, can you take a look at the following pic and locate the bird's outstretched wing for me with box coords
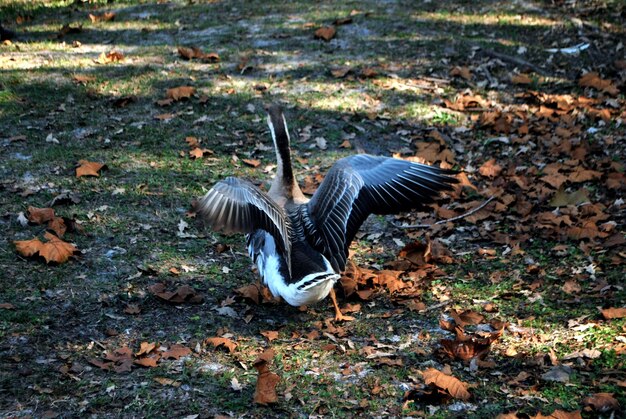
[197,177,291,273]
[303,155,457,271]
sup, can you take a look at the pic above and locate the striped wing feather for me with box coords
[305,155,457,271]
[197,177,291,272]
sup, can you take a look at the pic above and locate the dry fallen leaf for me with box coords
[579,72,619,96]
[205,337,237,353]
[14,238,44,258]
[76,160,105,177]
[166,86,196,101]
[38,232,77,264]
[177,46,220,62]
[260,330,279,342]
[27,206,55,224]
[161,344,192,360]
[600,307,626,320]
[243,158,261,168]
[511,74,533,84]
[95,50,124,64]
[450,66,472,80]
[422,368,471,401]
[253,349,280,405]
[88,12,116,23]
[583,392,619,412]
[314,26,336,41]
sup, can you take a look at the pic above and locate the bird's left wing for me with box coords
[197,177,291,273]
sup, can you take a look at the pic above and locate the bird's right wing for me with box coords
[197,177,291,272]
[304,155,457,271]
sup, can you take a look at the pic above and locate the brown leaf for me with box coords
[0,303,16,310]
[314,26,336,41]
[562,280,581,294]
[579,72,619,96]
[422,368,471,401]
[27,206,55,224]
[39,232,77,264]
[339,139,352,148]
[47,217,67,237]
[14,237,44,258]
[135,342,157,357]
[236,283,261,304]
[511,74,533,84]
[478,159,502,178]
[185,136,200,149]
[149,283,204,304]
[76,160,105,177]
[177,46,220,62]
[161,344,191,360]
[72,74,96,84]
[88,12,116,23]
[189,148,206,159]
[583,392,620,412]
[450,66,472,80]
[449,309,485,327]
[261,330,279,342]
[124,304,141,315]
[134,356,159,368]
[243,158,261,168]
[205,337,237,353]
[600,307,626,320]
[253,349,280,405]
[166,86,196,101]
[154,377,181,387]
[95,50,124,64]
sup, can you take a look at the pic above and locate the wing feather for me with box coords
[306,155,457,271]
[197,177,291,273]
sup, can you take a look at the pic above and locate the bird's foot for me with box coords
[333,311,355,322]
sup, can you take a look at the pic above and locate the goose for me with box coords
[198,105,457,321]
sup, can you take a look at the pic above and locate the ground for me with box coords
[0,0,625,417]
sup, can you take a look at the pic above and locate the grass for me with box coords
[1,0,625,417]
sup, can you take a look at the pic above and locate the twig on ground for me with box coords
[394,196,495,229]
[480,49,548,75]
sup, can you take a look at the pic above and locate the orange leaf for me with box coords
[583,392,619,412]
[88,12,116,23]
[260,330,279,342]
[134,356,159,368]
[76,160,105,177]
[136,342,157,357]
[450,66,472,80]
[422,368,471,401]
[185,136,200,149]
[189,148,205,159]
[243,158,261,168]
[253,349,280,405]
[600,307,626,320]
[96,50,124,64]
[161,344,191,360]
[72,74,96,84]
[205,337,237,353]
[236,283,261,305]
[27,206,55,224]
[47,217,67,237]
[314,26,336,41]
[478,159,502,178]
[14,238,44,257]
[39,232,77,264]
[166,86,196,101]
[579,72,619,96]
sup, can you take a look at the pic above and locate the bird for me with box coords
[197,105,457,321]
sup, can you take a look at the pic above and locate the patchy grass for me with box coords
[1,0,625,417]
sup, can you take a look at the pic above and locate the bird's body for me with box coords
[198,105,457,318]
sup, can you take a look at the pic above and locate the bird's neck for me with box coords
[267,109,305,203]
